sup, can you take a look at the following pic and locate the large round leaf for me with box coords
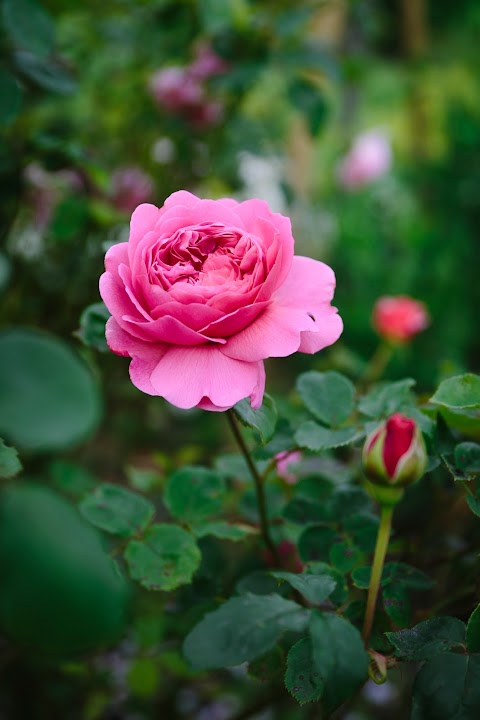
[0,329,102,452]
[0,484,129,657]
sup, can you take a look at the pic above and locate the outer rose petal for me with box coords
[149,345,265,410]
[128,204,160,261]
[222,256,342,362]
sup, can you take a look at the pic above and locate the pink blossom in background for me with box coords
[189,44,229,80]
[110,167,155,215]
[372,295,430,344]
[24,163,84,231]
[148,67,204,113]
[275,450,303,484]
[100,191,343,411]
[337,130,392,190]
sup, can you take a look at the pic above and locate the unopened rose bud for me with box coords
[372,295,430,344]
[362,413,427,494]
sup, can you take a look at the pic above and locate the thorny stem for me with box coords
[362,503,394,646]
[226,409,280,566]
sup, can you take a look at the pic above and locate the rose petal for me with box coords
[149,345,265,410]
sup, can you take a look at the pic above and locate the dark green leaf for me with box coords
[351,566,371,589]
[183,593,308,669]
[124,524,201,591]
[296,371,355,426]
[233,394,277,445]
[0,439,21,479]
[466,604,480,652]
[3,0,55,57]
[77,303,110,352]
[343,512,379,552]
[455,443,480,473]
[383,562,434,590]
[0,69,22,127]
[309,611,369,714]
[386,617,466,660]
[0,329,101,452]
[164,466,226,525]
[14,51,77,94]
[442,454,475,483]
[430,374,480,411]
[305,563,348,606]
[287,77,329,136]
[271,572,336,605]
[49,460,95,500]
[80,484,155,538]
[329,541,363,573]
[283,498,328,525]
[285,637,323,704]
[295,422,364,452]
[383,583,411,626]
[298,525,338,563]
[466,494,480,517]
[192,520,257,541]
[358,379,416,419]
[412,653,480,720]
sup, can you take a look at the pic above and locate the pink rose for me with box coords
[372,295,430,344]
[189,44,229,80]
[99,191,343,411]
[110,167,154,215]
[337,130,391,190]
[275,450,303,485]
[148,67,204,112]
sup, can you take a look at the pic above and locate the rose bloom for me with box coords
[110,167,155,215]
[372,295,430,344]
[337,130,391,190]
[100,191,343,411]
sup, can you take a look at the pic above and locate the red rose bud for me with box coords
[362,413,427,491]
[372,295,430,344]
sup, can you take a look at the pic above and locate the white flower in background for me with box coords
[238,152,286,214]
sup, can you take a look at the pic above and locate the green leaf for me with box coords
[351,566,371,589]
[285,637,323,704]
[430,374,480,411]
[383,562,434,590]
[49,460,95,500]
[466,494,480,517]
[412,653,480,720]
[127,657,159,699]
[358,379,416,419]
[183,593,308,670]
[295,422,364,452]
[192,520,257,541]
[248,646,285,683]
[329,541,363,573]
[0,329,102,452]
[0,438,21,479]
[77,303,110,353]
[14,51,77,94]
[343,512,379,552]
[198,0,247,33]
[305,563,348,606]
[271,572,336,605]
[466,604,480,652]
[309,611,369,714]
[296,371,355,426]
[383,583,411,626]
[283,498,328,525]
[455,443,480,472]
[386,617,466,660]
[164,466,226,525]
[0,69,22,127]
[80,484,155,539]
[125,524,201,591]
[3,0,55,57]
[441,455,475,483]
[233,394,277,445]
[287,77,329,136]
[298,525,338,563]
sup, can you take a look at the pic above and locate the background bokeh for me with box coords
[1,0,479,718]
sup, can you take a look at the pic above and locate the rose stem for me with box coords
[362,342,394,384]
[362,503,394,646]
[226,409,280,566]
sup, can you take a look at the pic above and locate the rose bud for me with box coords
[362,413,427,493]
[337,130,391,190]
[372,295,430,344]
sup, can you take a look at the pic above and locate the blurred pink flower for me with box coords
[275,450,302,484]
[189,44,229,80]
[148,67,204,112]
[338,130,392,190]
[24,163,83,231]
[110,167,154,215]
[372,295,430,344]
